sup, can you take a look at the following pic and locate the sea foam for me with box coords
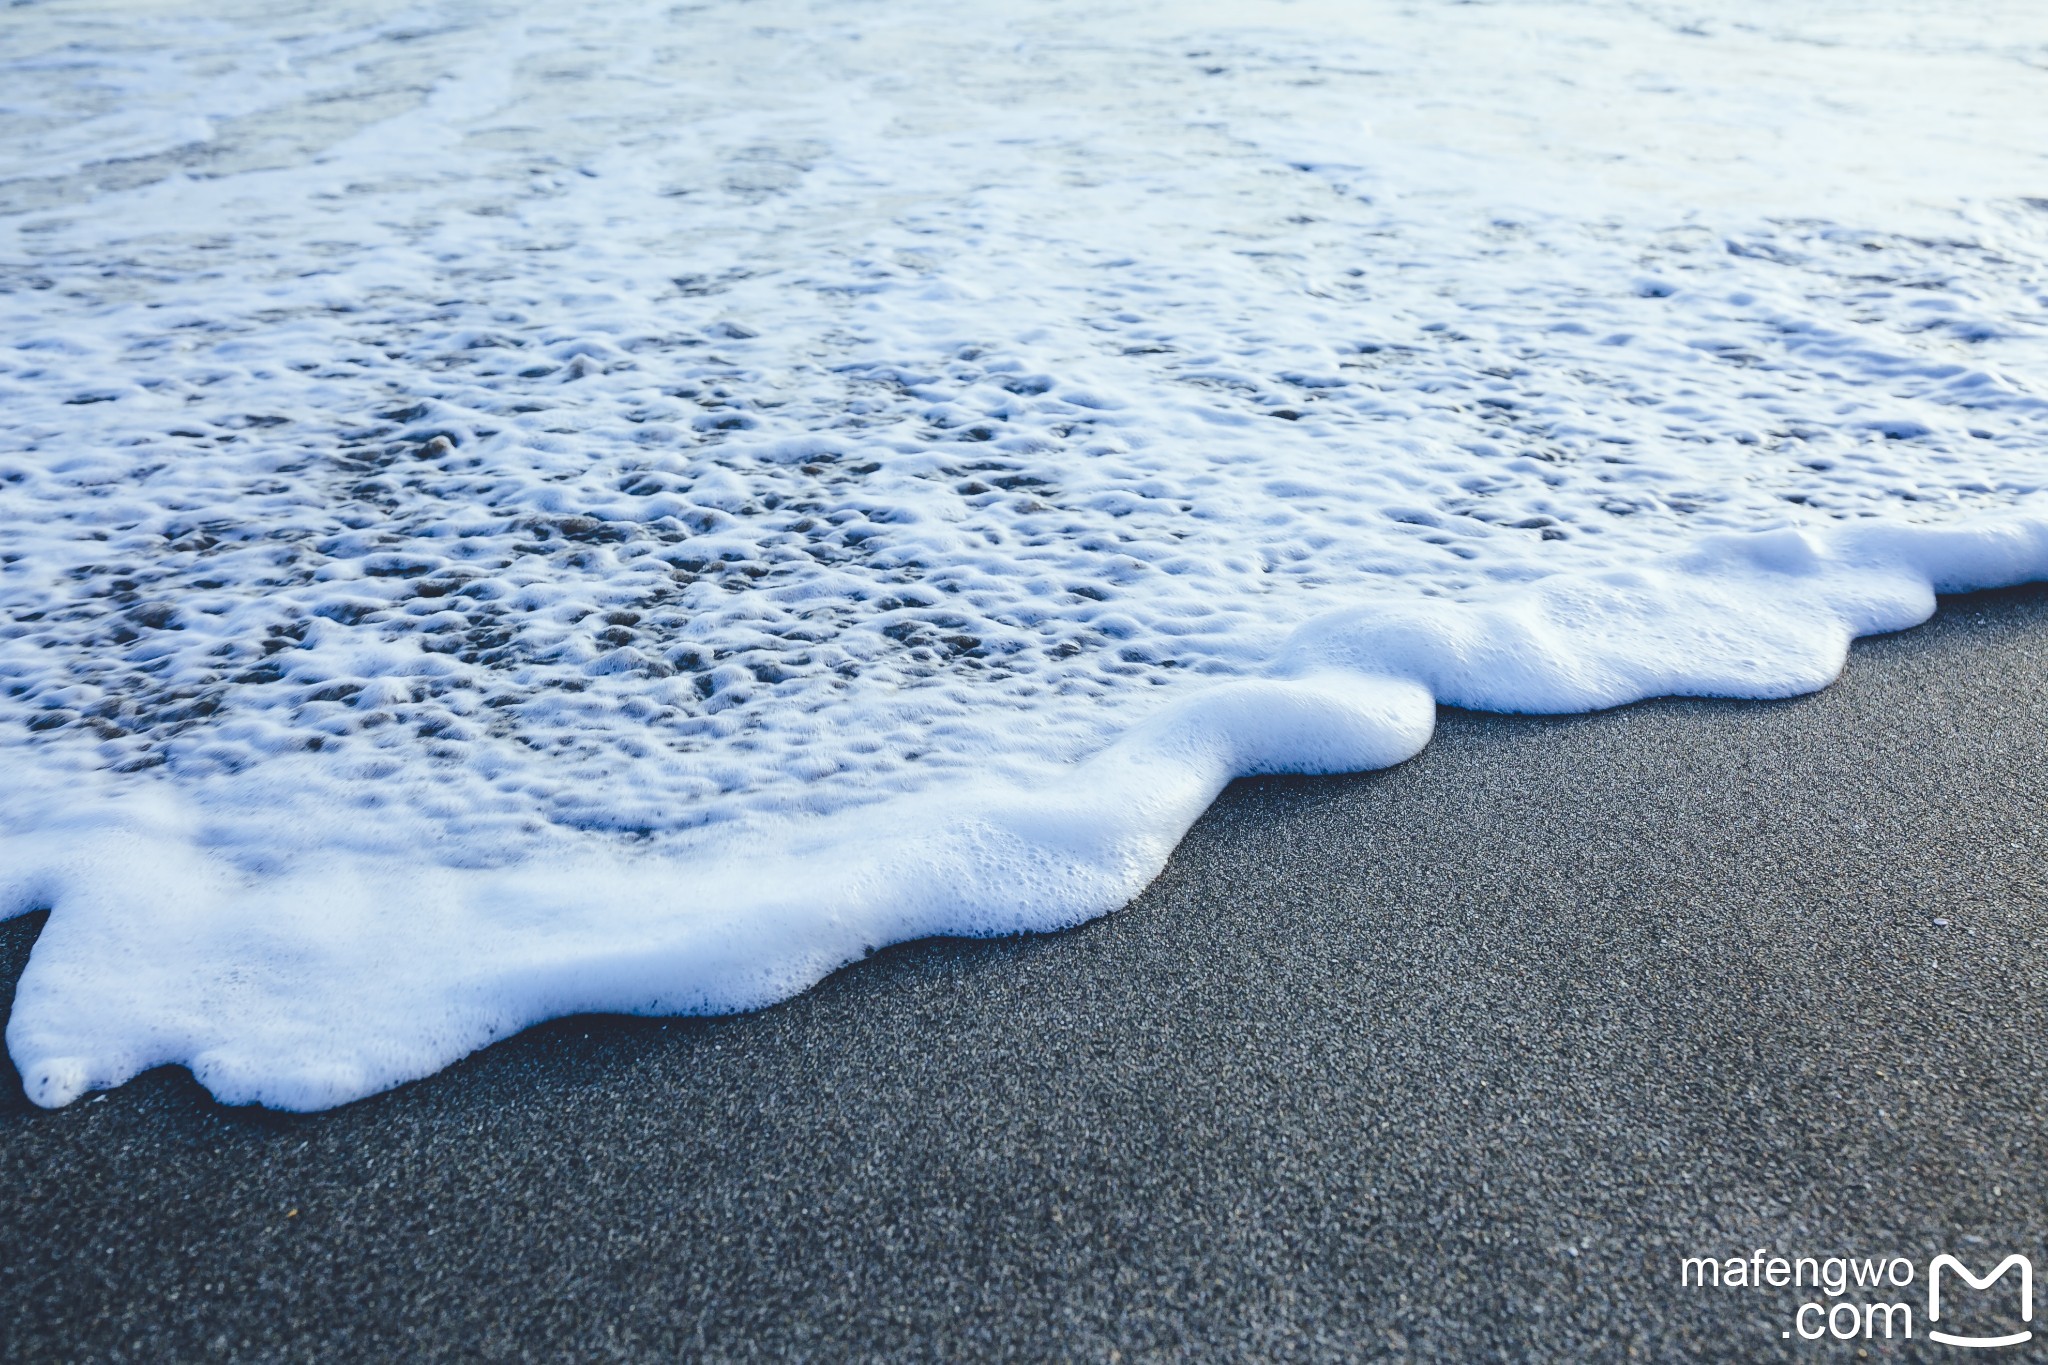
[3,0,2047,1107]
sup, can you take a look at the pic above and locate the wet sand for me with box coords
[6,587,2048,1361]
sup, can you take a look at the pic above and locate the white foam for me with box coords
[4,0,2048,1107]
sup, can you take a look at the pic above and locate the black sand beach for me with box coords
[7,586,2048,1362]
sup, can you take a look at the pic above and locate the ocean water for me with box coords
[4,0,2046,1108]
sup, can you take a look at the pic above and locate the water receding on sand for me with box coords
[4,0,2048,1107]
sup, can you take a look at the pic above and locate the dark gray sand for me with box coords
[7,587,2048,1362]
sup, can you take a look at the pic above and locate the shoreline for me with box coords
[17,511,2048,1113]
[8,584,2048,1358]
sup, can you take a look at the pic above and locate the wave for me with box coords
[6,0,2048,1107]
[8,510,2046,1109]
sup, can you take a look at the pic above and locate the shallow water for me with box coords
[4,0,2047,1107]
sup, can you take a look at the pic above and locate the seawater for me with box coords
[3,0,2047,1107]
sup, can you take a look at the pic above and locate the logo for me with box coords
[1928,1254,2032,1350]
[1680,1248,2037,1347]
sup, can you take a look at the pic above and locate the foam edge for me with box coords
[5,511,2045,1110]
